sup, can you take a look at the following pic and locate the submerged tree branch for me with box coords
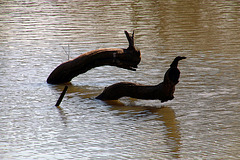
[96,56,186,102]
[47,31,141,84]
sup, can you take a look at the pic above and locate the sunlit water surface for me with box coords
[0,0,239,159]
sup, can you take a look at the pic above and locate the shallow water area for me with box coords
[0,0,240,159]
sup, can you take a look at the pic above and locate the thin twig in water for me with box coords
[67,44,70,60]
[62,44,70,60]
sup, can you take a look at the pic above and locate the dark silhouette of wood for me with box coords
[55,85,68,106]
[47,31,141,84]
[96,56,186,102]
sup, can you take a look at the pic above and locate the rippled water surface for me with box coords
[1,0,240,159]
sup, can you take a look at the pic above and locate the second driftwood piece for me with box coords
[47,31,141,84]
[96,56,186,102]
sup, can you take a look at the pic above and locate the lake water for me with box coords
[0,0,239,159]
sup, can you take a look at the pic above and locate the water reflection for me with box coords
[1,0,240,159]
[106,101,181,159]
[55,105,68,127]
[49,83,100,99]
[51,83,181,158]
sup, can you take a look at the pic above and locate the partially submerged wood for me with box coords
[55,85,68,106]
[96,56,186,102]
[47,31,141,84]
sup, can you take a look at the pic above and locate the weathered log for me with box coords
[96,56,186,102]
[47,31,141,84]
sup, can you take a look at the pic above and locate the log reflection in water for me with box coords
[106,100,181,158]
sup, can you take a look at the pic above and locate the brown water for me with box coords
[0,0,240,159]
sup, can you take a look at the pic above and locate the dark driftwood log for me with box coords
[96,56,186,102]
[47,31,141,84]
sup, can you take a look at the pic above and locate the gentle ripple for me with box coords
[0,0,240,159]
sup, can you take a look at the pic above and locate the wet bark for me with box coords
[96,56,186,102]
[47,31,141,84]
